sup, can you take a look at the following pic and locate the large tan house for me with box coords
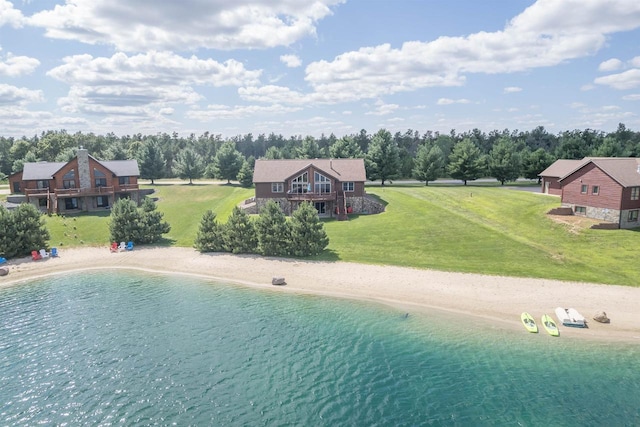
[251,158,382,219]
[540,157,640,229]
[8,148,141,214]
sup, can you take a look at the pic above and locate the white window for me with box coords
[291,172,309,193]
[628,210,639,222]
[342,182,354,192]
[580,184,587,194]
[631,187,640,201]
[271,182,284,193]
[314,172,331,194]
[592,185,599,195]
[63,170,76,189]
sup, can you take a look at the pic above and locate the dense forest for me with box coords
[1,123,639,185]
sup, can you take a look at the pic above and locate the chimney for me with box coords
[77,147,91,189]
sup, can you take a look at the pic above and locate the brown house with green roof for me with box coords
[8,148,141,214]
[540,157,640,229]
[251,158,382,220]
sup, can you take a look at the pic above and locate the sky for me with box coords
[0,0,639,139]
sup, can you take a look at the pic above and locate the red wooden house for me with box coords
[8,148,141,214]
[252,158,382,219]
[540,157,640,229]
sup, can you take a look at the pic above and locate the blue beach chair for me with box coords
[51,248,59,257]
[0,257,6,264]
[126,241,134,251]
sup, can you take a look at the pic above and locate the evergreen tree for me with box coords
[255,201,290,256]
[413,145,444,185]
[329,136,364,158]
[173,148,204,184]
[237,160,254,188]
[0,205,17,258]
[522,148,554,183]
[194,210,226,252]
[139,198,171,243]
[109,199,142,243]
[138,140,165,184]
[365,129,400,185]
[264,146,282,159]
[223,206,257,254]
[488,137,522,185]
[213,141,244,184]
[3,203,50,258]
[447,138,484,185]
[289,202,329,257]
[297,136,323,159]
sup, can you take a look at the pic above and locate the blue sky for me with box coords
[1,0,639,139]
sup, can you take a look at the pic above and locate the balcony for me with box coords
[24,188,51,196]
[117,184,140,192]
[55,186,115,197]
[286,190,336,201]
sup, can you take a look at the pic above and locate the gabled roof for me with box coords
[538,159,583,178]
[22,162,67,180]
[558,157,640,187]
[253,158,366,183]
[100,160,140,177]
[19,157,139,180]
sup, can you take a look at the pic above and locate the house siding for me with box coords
[561,163,623,210]
[541,177,562,195]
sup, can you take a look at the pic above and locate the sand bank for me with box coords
[2,246,639,343]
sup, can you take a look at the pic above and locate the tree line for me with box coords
[1,124,639,185]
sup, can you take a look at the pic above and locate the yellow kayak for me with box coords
[521,312,538,333]
[541,314,560,337]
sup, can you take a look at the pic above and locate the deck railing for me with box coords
[286,191,336,201]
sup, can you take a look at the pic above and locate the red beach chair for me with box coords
[110,242,118,252]
[31,250,42,261]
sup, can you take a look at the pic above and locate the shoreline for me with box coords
[2,246,639,343]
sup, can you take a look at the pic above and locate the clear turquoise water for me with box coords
[0,271,639,426]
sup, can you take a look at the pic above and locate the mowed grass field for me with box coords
[42,181,639,287]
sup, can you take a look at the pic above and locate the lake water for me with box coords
[1,271,639,425]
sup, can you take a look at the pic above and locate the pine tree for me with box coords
[488,137,521,185]
[9,203,50,258]
[289,202,329,257]
[365,129,400,185]
[213,141,244,184]
[138,140,165,184]
[255,201,290,256]
[0,205,17,258]
[223,206,257,254]
[173,148,204,184]
[413,145,444,185]
[194,210,226,252]
[109,199,142,243]
[139,198,171,243]
[447,138,484,185]
[237,160,254,188]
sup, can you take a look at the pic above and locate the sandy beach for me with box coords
[2,246,639,343]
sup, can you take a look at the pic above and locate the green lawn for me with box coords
[42,181,639,287]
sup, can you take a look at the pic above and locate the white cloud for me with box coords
[280,54,302,68]
[46,51,262,117]
[186,103,301,120]
[0,52,40,77]
[437,98,470,105]
[0,0,24,27]
[622,94,640,101]
[594,69,640,90]
[598,58,623,72]
[630,56,640,67]
[0,84,44,106]
[27,0,344,51]
[298,0,640,104]
[365,102,399,116]
[504,86,522,93]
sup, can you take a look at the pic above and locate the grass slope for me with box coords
[42,181,639,287]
